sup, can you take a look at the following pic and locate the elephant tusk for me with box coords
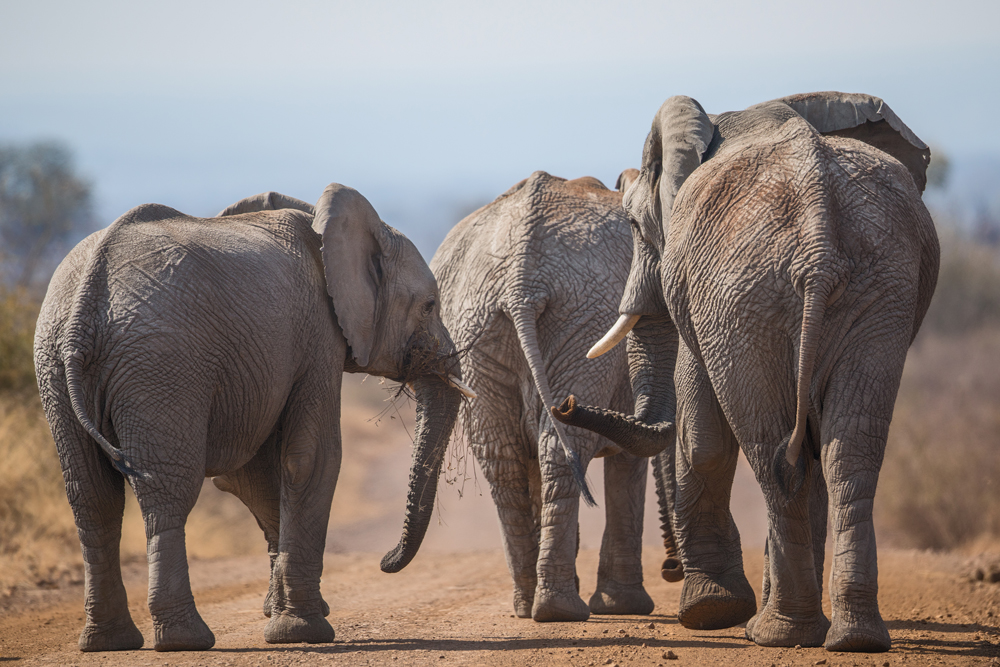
[587,314,641,359]
[445,374,477,399]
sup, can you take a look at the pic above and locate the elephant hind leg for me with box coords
[673,348,756,630]
[69,445,144,651]
[45,387,142,651]
[483,453,540,618]
[126,431,214,651]
[531,429,591,623]
[589,451,654,615]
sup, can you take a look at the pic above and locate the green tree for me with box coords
[0,141,93,288]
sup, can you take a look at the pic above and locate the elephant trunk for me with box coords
[550,395,674,457]
[551,315,678,459]
[380,377,462,573]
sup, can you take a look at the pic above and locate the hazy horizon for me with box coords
[3,0,999,258]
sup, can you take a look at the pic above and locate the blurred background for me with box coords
[1,0,998,595]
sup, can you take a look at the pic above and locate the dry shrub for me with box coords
[877,327,1000,549]
[921,230,1000,334]
[0,393,81,594]
[876,232,1000,550]
[0,287,40,392]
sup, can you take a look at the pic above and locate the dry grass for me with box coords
[0,287,39,392]
[876,326,1000,550]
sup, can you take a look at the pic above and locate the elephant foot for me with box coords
[532,587,591,622]
[264,589,330,618]
[513,590,534,618]
[744,605,829,648]
[661,556,684,583]
[824,608,890,652]
[589,581,655,615]
[264,613,336,644]
[79,616,145,652]
[677,570,756,630]
[153,613,215,652]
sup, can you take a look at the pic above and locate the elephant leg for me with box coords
[742,442,828,647]
[673,347,756,630]
[212,432,328,619]
[589,452,654,615]
[749,457,827,637]
[820,380,897,652]
[131,473,214,650]
[532,429,589,622]
[52,412,143,652]
[264,377,340,645]
[483,453,540,618]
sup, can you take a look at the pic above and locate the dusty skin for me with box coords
[2,378,999,666]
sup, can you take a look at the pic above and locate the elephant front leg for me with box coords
[212,435,332,620]
[532,431,590,622]
[589,452,654,615]
[485,456,541,617]
[264,397,340,645]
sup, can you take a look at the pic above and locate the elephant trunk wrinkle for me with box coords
[381,377,461,573]
[550,395,675,458]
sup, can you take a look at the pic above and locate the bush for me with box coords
[877,327,1000,550]
[920,230,1000,335]
[0,288,40,393]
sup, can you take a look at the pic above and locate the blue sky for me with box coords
[2,0,998,257]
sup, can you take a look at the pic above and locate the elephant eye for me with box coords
[422,298,436,315]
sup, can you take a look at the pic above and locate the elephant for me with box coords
[554,92,939,651]
[33,183,469,651]
[428,171,681,622]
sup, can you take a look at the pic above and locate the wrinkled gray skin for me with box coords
[34,185,462,651]
[564,92,939,652]
[431,172,680,622]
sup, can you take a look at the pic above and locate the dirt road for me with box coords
[3,379,999,665]
[2,546,1000,666]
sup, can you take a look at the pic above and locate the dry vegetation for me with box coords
[0,228,998,600]
[876,232,1000,550]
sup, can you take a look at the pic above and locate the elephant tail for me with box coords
[63,349,145,480]
[775,275,834,497]
[508,306,596,507]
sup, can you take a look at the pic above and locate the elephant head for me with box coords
[552,97,713,457]
[220,185,473,572]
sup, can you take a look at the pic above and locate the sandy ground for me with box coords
[3,377,999,665]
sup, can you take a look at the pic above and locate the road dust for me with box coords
[2,375,999,666]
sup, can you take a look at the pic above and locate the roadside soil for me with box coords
[3,547,1000,667]
[3,378,999,666]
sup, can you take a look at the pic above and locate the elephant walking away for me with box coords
[429,171,680,622]
[34,184,468,651]
[558,92,939,651]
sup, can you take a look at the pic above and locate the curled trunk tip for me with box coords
[661,557,684,583]
[551,395,675,458]
[551,395,578,424]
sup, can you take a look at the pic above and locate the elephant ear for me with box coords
[623,96,715,249]
[615,168,639,193]
[770,91,931,193]
[312,183,385,368]
[217,191,316,217]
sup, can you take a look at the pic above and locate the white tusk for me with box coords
[587,314,641,359]
[446,374,477,399]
